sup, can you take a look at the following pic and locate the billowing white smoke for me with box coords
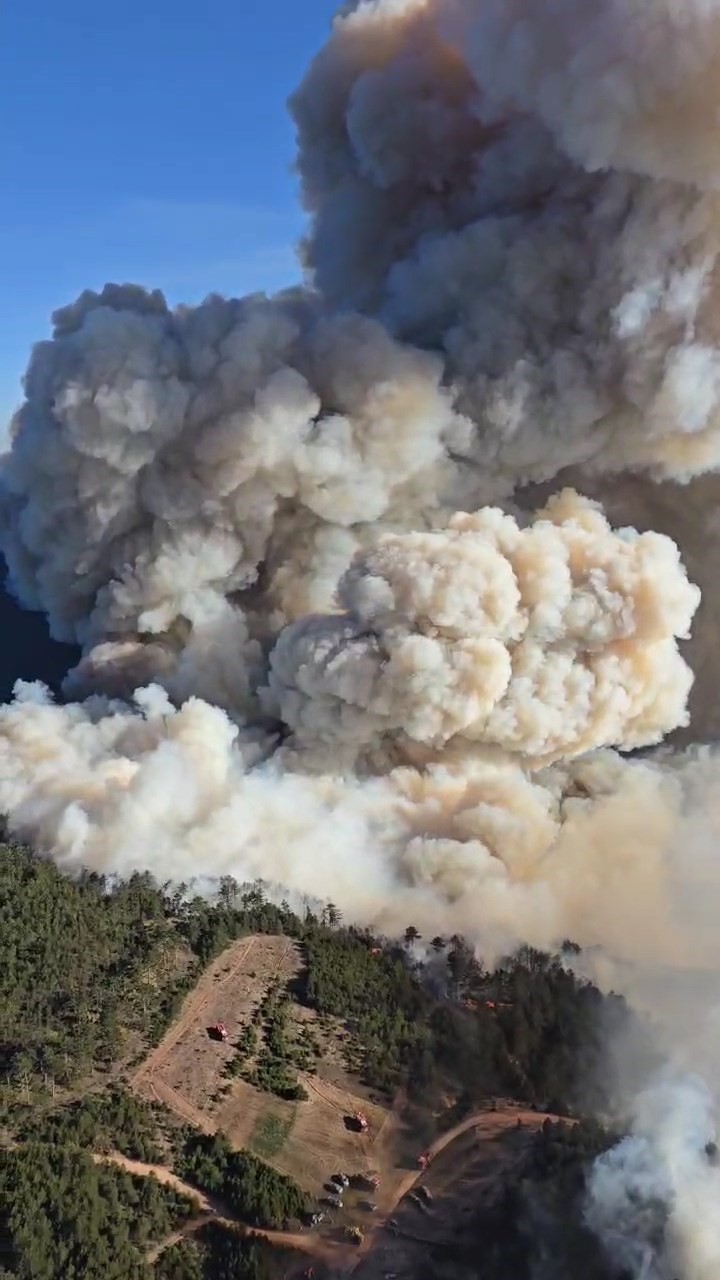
[3,0,720,969]
[267,490,698,763]
[5,0,720,1270]
[293,0,720,486]
[0,490,707,961]
[586,1073,720,1280]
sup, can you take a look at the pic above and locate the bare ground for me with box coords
[94,1103,571,1274]
[129,935,403,1201]
[131,934,301,1113]
[217,1071,393,1199]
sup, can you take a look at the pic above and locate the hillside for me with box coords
[0,842,645,1279]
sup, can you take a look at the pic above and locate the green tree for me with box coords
[1,1143,194,1280]
[175,1132,307,1229]
[218,877,239,909]
[322,902,342,928]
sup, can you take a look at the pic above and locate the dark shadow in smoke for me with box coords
[0,564,79,702]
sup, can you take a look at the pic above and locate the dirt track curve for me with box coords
[96,1103,563,1269]
[94,1151,348,1264]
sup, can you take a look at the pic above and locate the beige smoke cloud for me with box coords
[1,0,720,1012]
[268,490,699,763]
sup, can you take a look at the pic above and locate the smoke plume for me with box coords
[3,0,720,953]
[586,1071,720,1280]
[5,0,720,1269]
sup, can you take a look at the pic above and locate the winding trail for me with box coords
[94,1102,565,1269]
[93,1151,347,1265]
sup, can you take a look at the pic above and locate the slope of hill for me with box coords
[0,843,649,1279]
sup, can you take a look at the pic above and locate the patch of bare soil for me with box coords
[217,1071,398,1205]
[131,935,301,1115]
[129,935,405,1204]
[351,1105,576,1280]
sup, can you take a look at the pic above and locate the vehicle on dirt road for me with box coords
[345,1110,368,1133]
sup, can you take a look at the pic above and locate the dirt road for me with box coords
[383,1103,553,1219]
[144,1076,216,1135]
[95,1102,565,1270]
[145,1214,214,1264]
[353,1102,558,1260]
[93,1151,348,1266]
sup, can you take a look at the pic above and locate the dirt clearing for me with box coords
[131,934,301,1117]
[217,1070,394,1199]
[129,935,403,1203]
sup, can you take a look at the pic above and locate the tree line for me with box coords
[0,1143,194,1280]
[174,1130,308,1229]
[2,842,646,1123]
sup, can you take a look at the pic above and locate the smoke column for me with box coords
[5,0,720,965]
[6,0,720,1270]
[586,1070,720,1280]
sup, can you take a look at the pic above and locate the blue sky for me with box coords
[0,0,338,422]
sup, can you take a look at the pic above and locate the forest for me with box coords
[0,841,649,1279]
[17,1086,166,1161]
[153,1226,290,1280]
[1,843,646,1119]
[174,1131,308,1228]
[0,1143,194,1280]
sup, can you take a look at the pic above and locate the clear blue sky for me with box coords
[0,0,338,423]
